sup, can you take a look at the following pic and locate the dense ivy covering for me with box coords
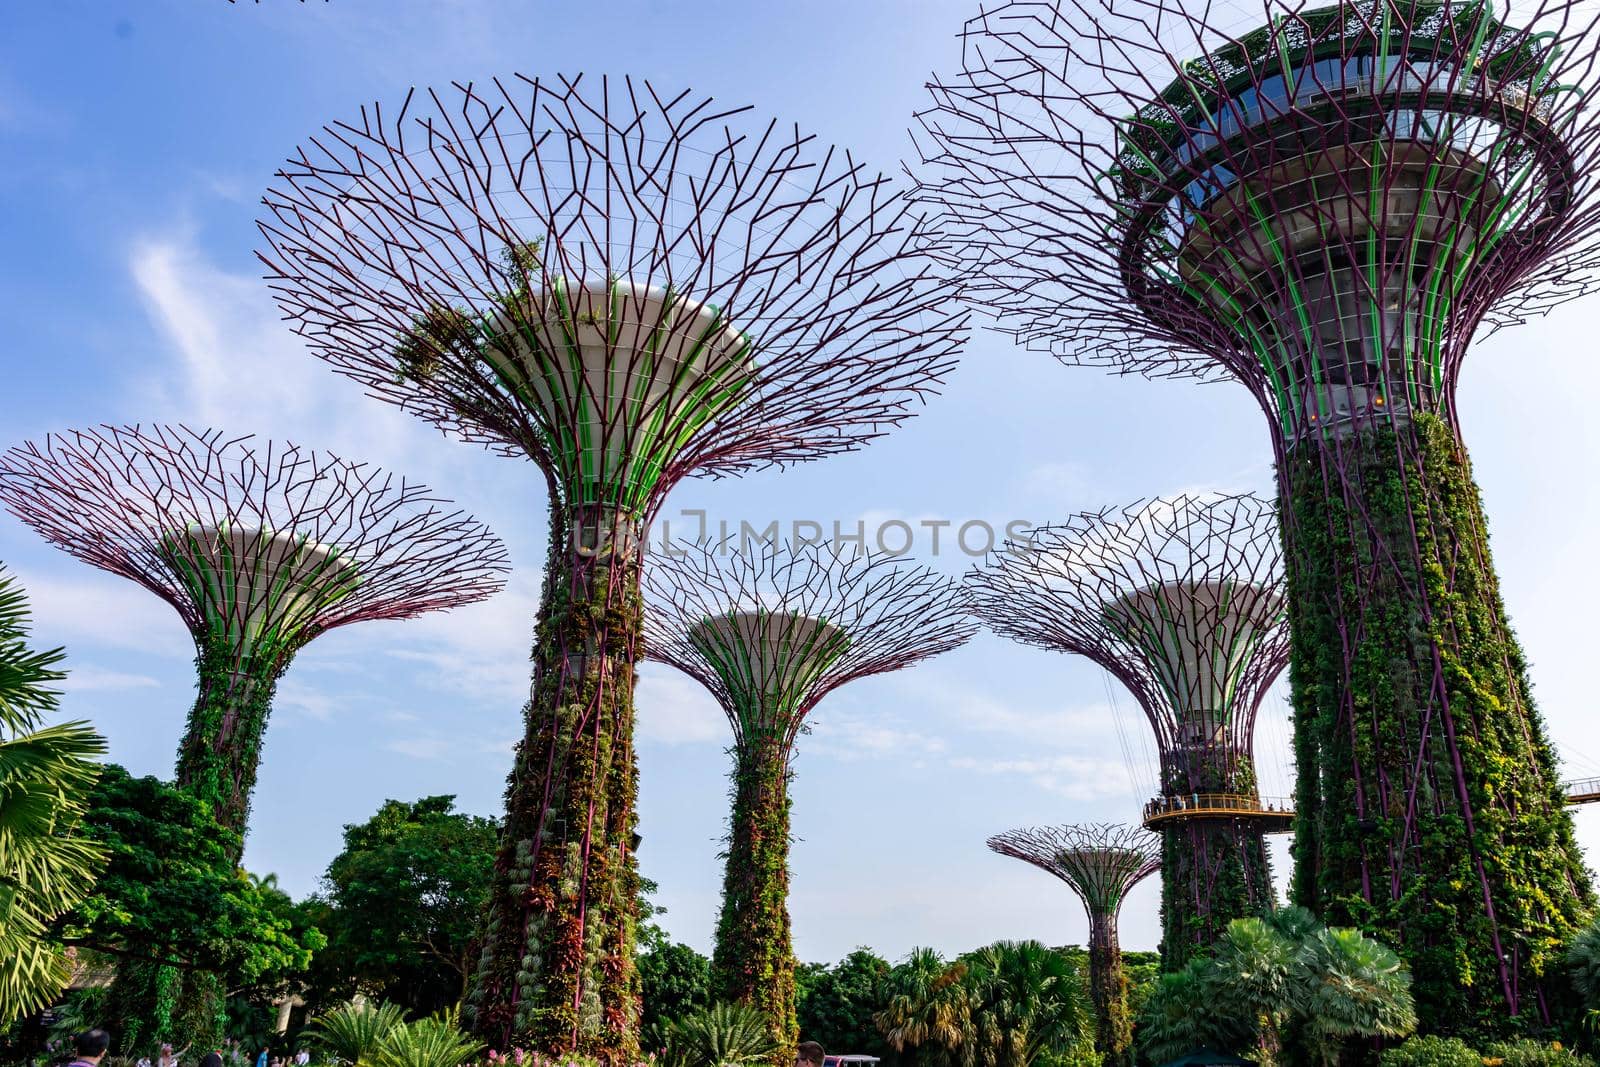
[468,506,642,1062]
[75,766,320,1057]
[1086,914,1134,1065]
[1160,821,1275,969]
[712,740,799,1064]
[1283,412,1592,1038]
[173,639,286,838]
[1159,752,1275,967]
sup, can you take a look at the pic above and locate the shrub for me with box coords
[371,1014,484,1067]
[1483,1039,1598,1066]
[306,1000,407,1064]
[660,1002,779,1067]
[1379,1035,1482,1067]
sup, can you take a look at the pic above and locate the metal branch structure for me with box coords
[256,73,965,1058]
[0,423,507,1052]
[918,0,1596,1031]
[988,824,1160,1066]
[969,494,1289,968]
[643,540,975,1061]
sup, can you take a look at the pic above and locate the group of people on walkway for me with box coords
[60,1028,310,1067]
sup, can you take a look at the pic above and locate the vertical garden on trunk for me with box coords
[643,541,974,1062]
[1283,412,1591,1035]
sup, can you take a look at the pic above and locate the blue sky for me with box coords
[4,0,1600,968]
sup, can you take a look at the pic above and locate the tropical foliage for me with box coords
[794,949,891,1059]
[371,1011,485,1067]
[639,913,714,1049]
[307,999,408,1064]
[1379,1034,1483,1067]
[1138,908,1415,1066]
[659,1002,779,1067]
[0,566,107,1023]
[311,796,497,1015]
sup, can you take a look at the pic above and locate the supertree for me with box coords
[988,823,1160,1066]
[0,423,507,1052]
[968,494,1290,969]
[256,73,965,1057]
[917,0,1598,1032]
[642,540,975,1060]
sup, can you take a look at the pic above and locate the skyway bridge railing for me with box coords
[1567,778,1600,805]
[1142,792,1296,832]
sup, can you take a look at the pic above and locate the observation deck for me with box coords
[1142,792,1295,832]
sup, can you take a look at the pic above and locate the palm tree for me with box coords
[1137,909,1415,1067]
[961,941,1088,1067]
[1208,914,1299,1060]
[874,948,970,1063]
[0,566,107,1024]
[1292,926,1416,1066]
[370,1012,484,1067]
[1137,958,1249,1065]
[661,1002,779,1067]
[307,999,407,1064]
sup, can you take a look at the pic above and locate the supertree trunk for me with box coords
[173,641,286,838]
[1088,912,1134,1067]
[470,505,642,1060]
[1282,411,1591,1034]
[1160,752,1276,968]
[1160,820,1274,970]
[712,738,798,1064]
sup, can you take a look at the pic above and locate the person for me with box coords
[198,1050,224,1067]
[796,1041,825,1067]
[158,1043,178,1067]
[67,1030,112,1067]
[256,1047,270,1067]
[294,1051,310,1066]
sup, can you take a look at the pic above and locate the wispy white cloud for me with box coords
[808,710,946,762]
[57,667,162,692]
[12,568,189,657]
[275,679,340,722]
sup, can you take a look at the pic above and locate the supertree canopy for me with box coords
[919,0,1596,1033]
[0,423,507,1051]
[643,540,975,1061]
[988,823,1160,1066]
[968,493,1289,968]
[257,73,965,1058]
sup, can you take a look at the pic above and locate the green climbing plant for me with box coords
[1283,412,1592,1039]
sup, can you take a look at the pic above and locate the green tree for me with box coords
[875,948,970,1065]
[661,1002,780,1067]
[66,765,322,1054]
[796,949,891,1057]
[1136,909,1416,1066]
[960,941,1088,1067]
[0,566,107,1025]
[639,933,713,1049]
[316,796,497,1016]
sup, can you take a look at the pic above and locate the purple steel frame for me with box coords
[643,539,974,1059]
[969,493,1289,965]
[917,0,1597,1029]
[256,73,965,1058]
